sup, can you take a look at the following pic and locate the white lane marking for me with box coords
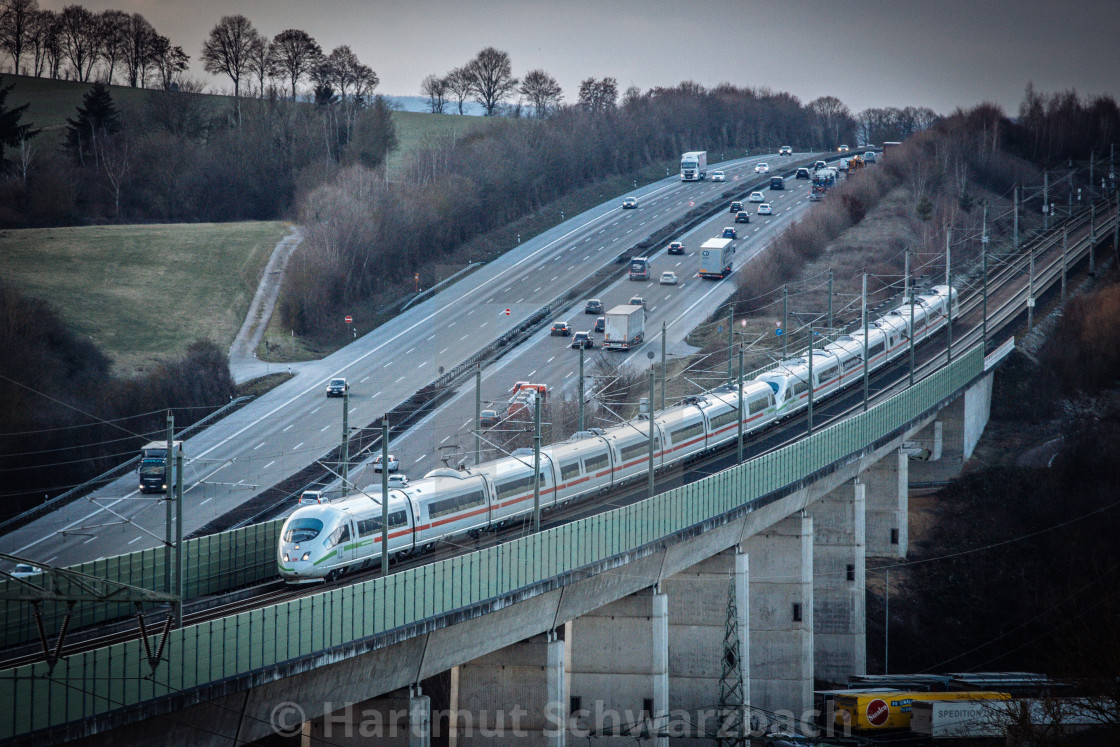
[468,309,476,315]
[527,370,536,377]
[480,322,487,328]
[426,334,435,341]
[200,497,213,505]
[254,442,265,450]
[383,361,392,367]
[547,356,555,363]
[282,424,293,432]
[360,376,370,383]
[461,334,469,340]
[440,435,451,444]
[405,347,415,354]
[583,256,590,260]
[462,419,471,428]
[349,407,357,414]
[676,261,682,266]
[533,287,541,292]
[310,406,322,414]
[418,361,428,368]
[372,391,381,398]
[551,276,558,281]
[320,424,330,432]
[396,376,405,382]
[264,460,276,469]
[83,536,97,545]
[564,371,572,378]
[439,348,448,354]
[128,537,142,545]
[449,321,456,327]
[293,442,303,451]
[414,454,427,463]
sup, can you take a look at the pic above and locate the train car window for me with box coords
[843,357,862,372]
[791,379,809,396]
[584,453,609,472]
[496,475,534,500]
[869,341,885,356]
[560,461,581,481]
[283,518,324,542]
[748,396,769,415]
[670,422,704,443]
[817,363,837,380]
[429,490,486,519]
[710,409,738,429]
[358,510,408,536]
[620,441,653,461]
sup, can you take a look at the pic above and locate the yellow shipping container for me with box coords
[834,690,1010,731]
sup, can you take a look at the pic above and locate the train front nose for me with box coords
[279,543,315,581]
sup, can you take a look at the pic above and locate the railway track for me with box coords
[1,201,1112,672]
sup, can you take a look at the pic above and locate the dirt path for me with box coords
[228,225,307,383]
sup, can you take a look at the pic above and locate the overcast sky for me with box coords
[42,0,1120,115]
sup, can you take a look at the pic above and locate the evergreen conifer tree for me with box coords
[0,77,40,166]
[65,82,121,166]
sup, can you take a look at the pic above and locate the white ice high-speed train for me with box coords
[278,286,958,583]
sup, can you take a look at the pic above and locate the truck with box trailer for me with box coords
[698,237,735,279]
[603,304,645,350]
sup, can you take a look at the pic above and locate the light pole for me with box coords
[341,389,349,489]
[474,366,481,465]
[647,351,656,497]
[945,228,952,362]
[533,395,542,533]
[981,208,989,353]
[381,417,389,575]
[578,344,585,433]
[861,274,869,411]
[736,346,744,463]
[807,325,815,435]
[726,304,734,384]
[661,320,667,411]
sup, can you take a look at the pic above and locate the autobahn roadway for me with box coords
[347,165,821,490]
[0,149,832,570]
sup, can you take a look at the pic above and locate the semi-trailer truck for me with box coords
[698,237,735,279]
[603,305,645,350]
[680,151,707,181]
[138,440,182,493]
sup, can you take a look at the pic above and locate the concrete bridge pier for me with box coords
[806,479,866,684]
[301,684,430,747]
[742,512,813,717]
[863,450,908,558]
[664,547,749,744]
[449,629,566,746]
[568,586,669,746]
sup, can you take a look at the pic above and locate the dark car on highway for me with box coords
[594,316,605,332]
[326,378,349,397]
[550,321,572,336]
[584,299,603,314]
[571,331,595,349]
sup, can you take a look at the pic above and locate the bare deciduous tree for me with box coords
[421,74,447,114]
[577,77,617,112]
[464,47,517,116]
[121,12,154,87]
[200,14,260,100]
[96,9,128,83]
[268,28,321,101]
[151,35,188,91]
[808,95,855,149]
[519,69,562,118]
[58,4,99,81]
[0,0,38,74]
[445,66,471,115]
[244,32,268,97]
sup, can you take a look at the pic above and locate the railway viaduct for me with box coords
[0,343,1004,746]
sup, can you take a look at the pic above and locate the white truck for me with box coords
[698,238,735,279]
[603,304,645,350]
[680,151,707,181]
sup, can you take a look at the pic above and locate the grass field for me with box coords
[0,221,288,374]
[2,74,495,177]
